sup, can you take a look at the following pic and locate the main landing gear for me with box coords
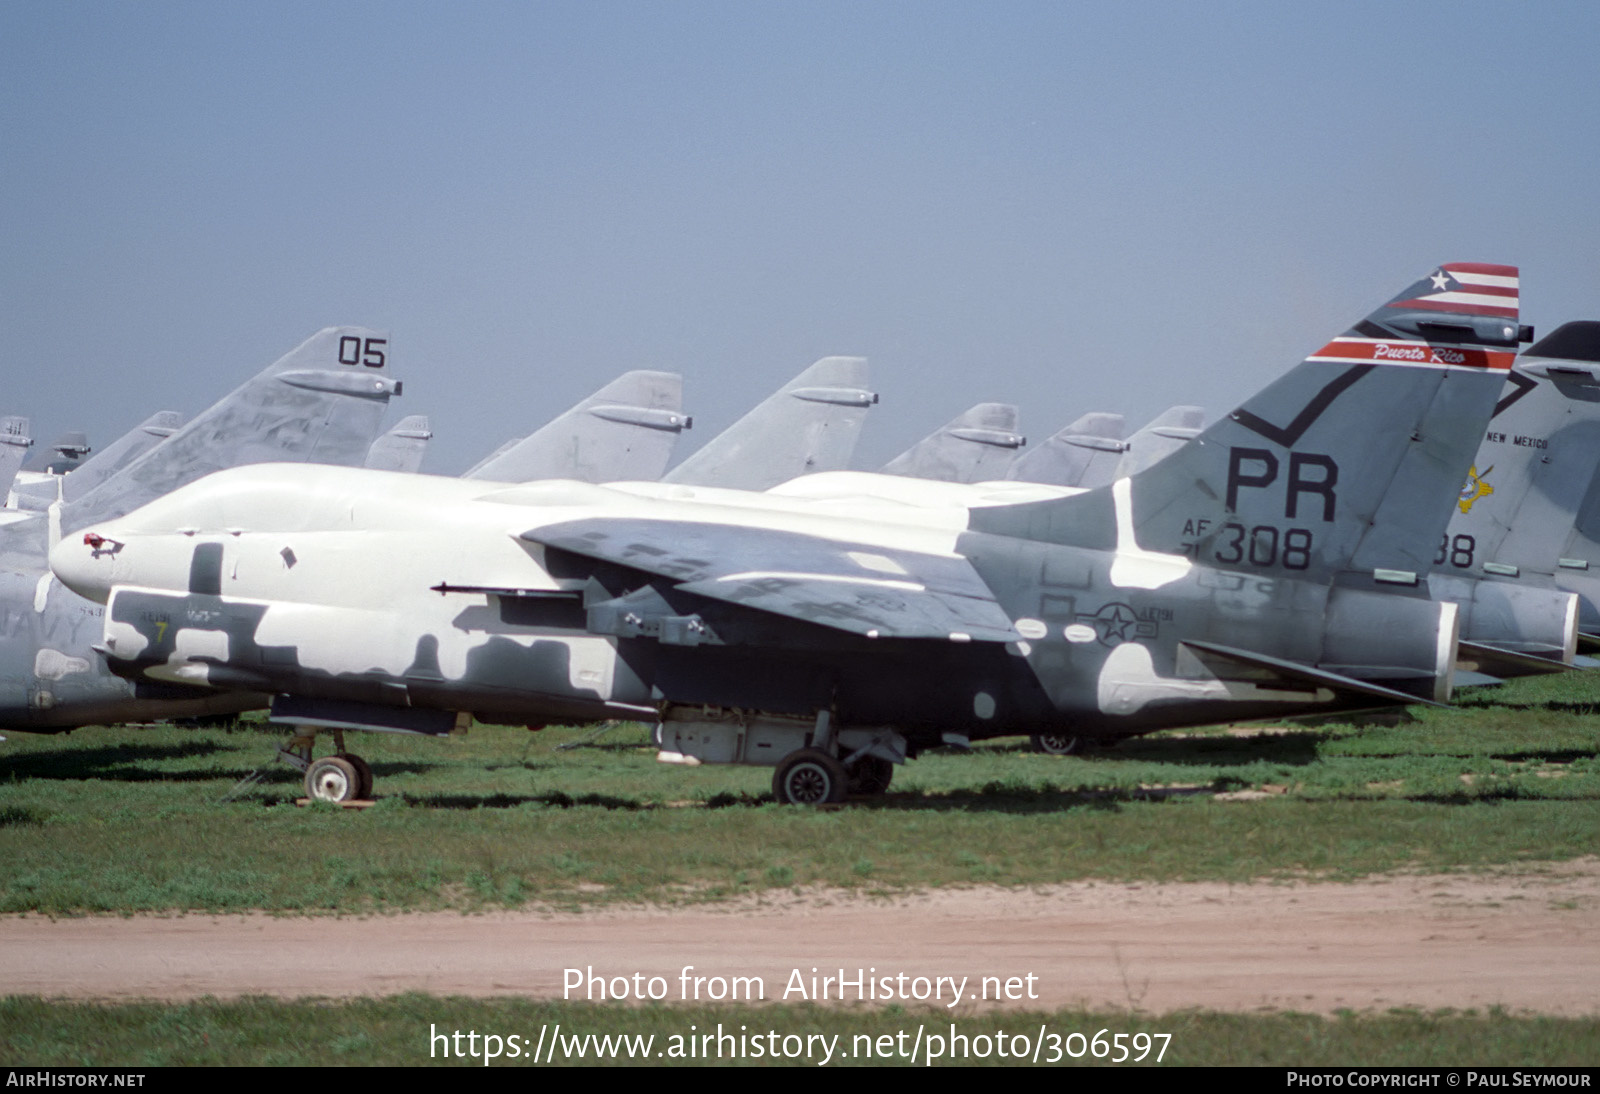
[1030,733,1083,756]
[656,707,904,806]
[279,728,374,804]
[772,748,848,805]
[767,712,898,805]
[770,749,896,805]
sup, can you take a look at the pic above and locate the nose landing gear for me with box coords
[279,729,374,804]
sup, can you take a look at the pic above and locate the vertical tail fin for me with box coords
[663,356,876,490]
[32,431,90,475]
[0,416,33,503]
[1441,322,1600,581]
[463,370,687,483]
[365,415,434,474]
[1005,411,1126,487]
[1112,405,1205,480]
[53,411,186,505]
[977,264,1525,587]
[880,402,1024,482]
[63,327,400,532]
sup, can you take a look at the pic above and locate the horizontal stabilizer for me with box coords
[523,517,1016,642]
[1456,639,1576,678]
[1182,639,1448,708]
[1451,669,1505,689]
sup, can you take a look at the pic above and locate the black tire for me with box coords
[305,756,361,803]
[340,753,374,800]
[846,755,894,796]
[772,748,849,805]
[1031,733,1081,756]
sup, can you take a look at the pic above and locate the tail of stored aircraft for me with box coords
[1111,405,1205,481]
[365,415,434,474]
[663,356,876,490]
[463,370,687,483]
[880,402,1024,483]
[60,411,185,505]
[15,411,187,511]
[977,263,1527,588]
[0,417,32,502]
[63,327,400,533]
[1447,321,1600,578]
[1005,411,1126,487]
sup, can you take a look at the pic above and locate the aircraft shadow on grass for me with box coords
[0,744,436,786]
[402,791,645,811]
[973,732,1333,767]
[1,741,231,781]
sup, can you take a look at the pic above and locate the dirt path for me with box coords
[4,864,1597,1015]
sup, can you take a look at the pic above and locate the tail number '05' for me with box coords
[1214,524,1313,570]
[337,336,387,368]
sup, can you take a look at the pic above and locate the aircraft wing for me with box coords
[523,517,1019,642]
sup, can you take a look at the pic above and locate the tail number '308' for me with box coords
[337,336,386,368]
[1214,524,1313,570]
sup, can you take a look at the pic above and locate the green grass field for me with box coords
[2,671,1596,1065]
[2,672,1596,914]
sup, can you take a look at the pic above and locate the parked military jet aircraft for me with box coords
[365,415,433,474]
[23,431,90,476]
[1005,412,1126,487]
[1431,321,1600,650]
[0,417,32,505]
[1025,404,1204,759]
[880,403,1025,483]
[0,327,400,733]
[662,356,876,490]
[53,263,1533,804]
[9,411,186,512]
[462,371,688,484]
[1109,406,1206,481]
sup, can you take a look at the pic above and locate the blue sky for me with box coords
[5,1,1598,473]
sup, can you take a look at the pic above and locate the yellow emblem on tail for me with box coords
[1458,464,1494,514]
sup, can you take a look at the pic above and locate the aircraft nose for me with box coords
[49,530,120,603]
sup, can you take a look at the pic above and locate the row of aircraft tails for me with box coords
[11,263,1600,804]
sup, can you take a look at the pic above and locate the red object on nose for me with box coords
[83,533,105,548]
